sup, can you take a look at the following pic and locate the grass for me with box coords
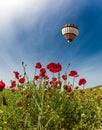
[0,82,102,130]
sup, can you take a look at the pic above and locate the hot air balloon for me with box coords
[62,24,79,45]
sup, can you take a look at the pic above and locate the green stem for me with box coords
[65,63,70,75]
[72,77,75,90]
[2,90,8,106]
[58,72,61,81]
[23,115,28,129]
[44,116,54,129]
[37,87,45,130]
[22,62,29,82]
[83,85,85,90]
[34,68,37,76]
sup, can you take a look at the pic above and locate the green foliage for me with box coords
[0,83,102,130]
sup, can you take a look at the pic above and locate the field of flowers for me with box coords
[0,62,102,130]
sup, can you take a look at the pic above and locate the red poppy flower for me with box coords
[94,93,97,96]
[27,93,32,98]
[62,75,67,80]
[18,101,23,107]
[78,78,87,86]
[56,80,61,85]
[44,81,48,85]
[48,86,52,90]
[35,62,42,69]
[0,81,5,91]
[19,77,25,84]
[34,75,39,80]
[56,80,61,88]
[44,75,49,80]
[66,87,72,92]
[47,62,55,69]
[14,71,19,79]
[39,72,45,77]
[11,88,15,92]
[40,68,46,74]
[50,80,54,85]
[68,70,79,77]
[9,85,14,89]
[52,77,57,81]
[11,80,16,87]
[47,62,62,73]
[80,90,85,94]
[100,97,102,100]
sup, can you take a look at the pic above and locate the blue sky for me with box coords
[0,0,102,88]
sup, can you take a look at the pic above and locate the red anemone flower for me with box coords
[78,78,87,86]
[69,70,79,77]
[35,62,42,69]
[47,62,62,73]
[0,81,5,91]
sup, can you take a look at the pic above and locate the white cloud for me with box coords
[0,0,69,28]
[0,0,48,24]
[0,0,88,30]
[0,0,50,39]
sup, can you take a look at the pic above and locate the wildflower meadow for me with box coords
[0,62,102,130]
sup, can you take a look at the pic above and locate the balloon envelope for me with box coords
[62,24,79,44]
